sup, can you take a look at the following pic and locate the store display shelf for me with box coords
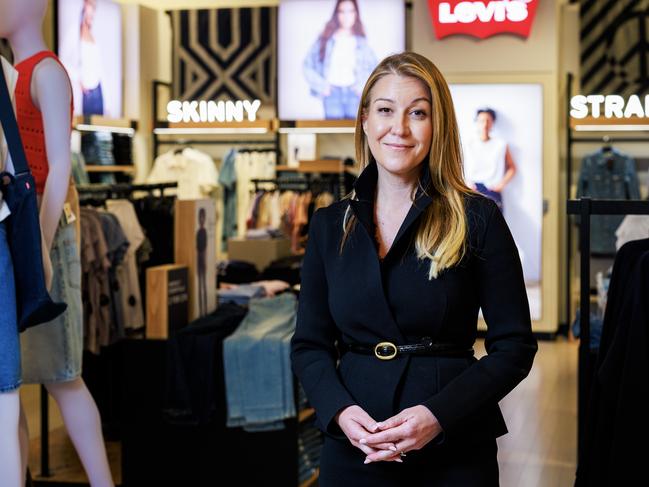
[73,116,138,135]
[299,159,343,173]
[154,119,276,135]
[85,165,136,173]
[279,119,356,134]
[298,407,315,423]
[570,116,649,131]
[299,468,319,487]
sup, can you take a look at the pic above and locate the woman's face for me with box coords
[476,112,494,138]
[337,1,357,30]
[362,74,433,177]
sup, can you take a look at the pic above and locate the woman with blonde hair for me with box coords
[291,51,536,485]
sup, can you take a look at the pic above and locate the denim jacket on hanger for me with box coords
[576,148,642,254]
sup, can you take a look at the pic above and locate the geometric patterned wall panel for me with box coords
[580,0,649,96]
[171,8,276,106]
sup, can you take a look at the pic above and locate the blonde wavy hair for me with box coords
[341,51,473,279]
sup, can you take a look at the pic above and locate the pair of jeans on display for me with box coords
[82,84,104,116]
[299,422,324,484]
[323,86,359,120]
[164,303,248,425]
[217,284,266,306]
[81,131,115,184]
[475,183,503,212]
[223,293,297,431]
[20,220,83,384]
[0,221,20,392]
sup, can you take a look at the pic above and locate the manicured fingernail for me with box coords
[372,423,380,431]
[359,438,367,444]
[364,458,372,464]
[389,445,397,452]
[396,458,403,463]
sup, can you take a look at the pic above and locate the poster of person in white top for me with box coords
[452,84,543,320]
[463,108,518,212]
[58,0,122,118]
[279,0,405,120]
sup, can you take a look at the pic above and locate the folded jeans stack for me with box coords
[223,293,297,432]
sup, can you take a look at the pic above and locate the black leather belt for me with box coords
[342,338,474,361]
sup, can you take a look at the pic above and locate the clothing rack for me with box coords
[564,72,649,336]
[566,197,649,464]
[36,182,178,484]
[77,182,178,197]
[250,176,339,197]
[151,80,280,159]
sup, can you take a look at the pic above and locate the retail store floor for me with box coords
[21,338,577,486]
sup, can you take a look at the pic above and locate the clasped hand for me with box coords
[335,405,443,464]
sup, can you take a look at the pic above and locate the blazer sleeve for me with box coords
[291,209,356,435]
[422,199,538,439]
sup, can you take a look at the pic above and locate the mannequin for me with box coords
[0,1,114,485]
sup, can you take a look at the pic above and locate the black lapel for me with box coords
[349,161,434,260]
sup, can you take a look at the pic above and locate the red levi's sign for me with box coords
[428,0,539,40]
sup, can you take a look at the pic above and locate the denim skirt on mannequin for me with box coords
[0,221,21,393]
[20,221,83,384]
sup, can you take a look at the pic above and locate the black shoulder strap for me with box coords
[0,62,29,175]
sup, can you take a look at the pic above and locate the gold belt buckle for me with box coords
[374,342,398,360]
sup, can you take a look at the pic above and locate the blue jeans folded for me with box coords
[224,293,297,431]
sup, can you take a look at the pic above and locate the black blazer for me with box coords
[291,161,537,446]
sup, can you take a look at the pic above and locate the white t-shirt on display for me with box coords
[147,147,219,200]
[326,33,357,87]
[462,136,507,189]
[80,39,101,90]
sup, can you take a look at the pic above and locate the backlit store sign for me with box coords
[570,95,649,119]
[428,0,539,40]
[167,99,262,123]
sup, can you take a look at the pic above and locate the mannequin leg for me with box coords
[19,401,29,484]
[45,378,114,487]
[0,390,22,487]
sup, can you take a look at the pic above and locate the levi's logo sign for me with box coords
[428,0,539,40]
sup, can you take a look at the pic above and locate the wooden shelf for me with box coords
[85,165,136,173]
[158,119,276,132]
[73,116,137,130]
[294,120,355,129]
[299,468,319,487]
[299,159,343,173]
[276,165,297,171]
[298,407,315,423]
[570,115,649,130]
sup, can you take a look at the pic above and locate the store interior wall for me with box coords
[37,0,598,332]
[412,0,569,333]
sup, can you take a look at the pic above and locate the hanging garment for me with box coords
[98,211,130,341]
[219,149,238,251]
[615,214,649,250]
[148,148,219,200]
[106,199,146,330]
[576,239,649,486]
[80,208,113,353]
[576,148,641,254]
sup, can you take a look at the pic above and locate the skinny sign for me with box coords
[167,99,262,123]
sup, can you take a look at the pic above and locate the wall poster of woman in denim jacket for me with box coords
[303,0,377,120]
